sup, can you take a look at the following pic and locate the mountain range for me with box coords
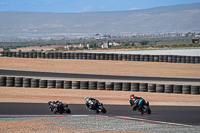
[0,2,200,40]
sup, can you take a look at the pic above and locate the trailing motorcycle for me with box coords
[85,98,106,114]
[133,100,151,114]
[48,100,71,114]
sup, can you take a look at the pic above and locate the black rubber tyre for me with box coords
[106,82,114,90]
[72,81,80,89]
[65,108,71,114]
[56,80,64,89]
[39,80,47,88]
[47,80,56,88]
[6,77,15,87]
[0,76,6,86]
[156,84,165,93]
[31,79,39,88]
[97,82,105,90]
[53,108,57,114]
[114,82,122,91]
[182,85,191,94]
[131,83,139,91]
[64,81,72,89]
[139,83,148,92]
[191,86,199,95]
[99,106,106,113]
[80,81,89,90]
[148,84,156,92]
[96,110,100,114]
[122,82,131,91]
[165,84,173,93]
[146,106,151,114]
[173,85,182,94]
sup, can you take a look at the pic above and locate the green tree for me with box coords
[139,40,149,45]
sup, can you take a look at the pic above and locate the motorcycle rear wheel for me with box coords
[96,110,100,114]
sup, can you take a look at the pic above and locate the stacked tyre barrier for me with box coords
[0,76,199,95]
[1,51,200,64]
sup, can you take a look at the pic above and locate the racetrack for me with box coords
[0,58,200,132]
[0,103,200,126]
[1,69,200,83]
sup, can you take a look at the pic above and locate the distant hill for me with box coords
[0,2,200,40]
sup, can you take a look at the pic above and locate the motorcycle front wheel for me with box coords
[64,107,71,114]
[144,106,151,114]
[99,106,106,113]
[53,108,57,114]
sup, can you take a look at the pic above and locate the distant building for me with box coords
[102,41,109,48]
[94,33,111,40]
[94,33,100,40]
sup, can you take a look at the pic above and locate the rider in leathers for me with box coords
[129,94,143,111]
[85,97,99,110]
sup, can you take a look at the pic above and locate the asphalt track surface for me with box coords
[0,103,200,126]
[1,69,200,82]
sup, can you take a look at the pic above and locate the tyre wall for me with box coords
[0,76,199,95]
[1,51,200,64]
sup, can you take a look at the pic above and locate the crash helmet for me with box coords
[85,96,89,100]
[130,94,134,99]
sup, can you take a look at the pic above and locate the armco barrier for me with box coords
[0,76,199,95]
[1,51,200,64]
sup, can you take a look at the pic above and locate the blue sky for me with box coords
[0,0,200,13]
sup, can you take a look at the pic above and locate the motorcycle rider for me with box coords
[129,94,144,111]
[85,97,99,110]
[53,100,60,104]
[52,100,63,109]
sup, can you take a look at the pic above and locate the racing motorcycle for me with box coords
[86,99,107,114]
[48,100,71,114]
[133,99,151,114]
